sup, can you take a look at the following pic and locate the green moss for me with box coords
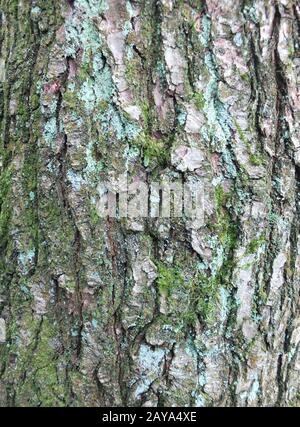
[90,203,99,225]
[217,215,238,249]
[63,90,78,109]
[98,99,109,112]
[78,62,91,81]
[249,153,262,166]
[193,91,205,110]
[252,280,268,320]
[214,184,226,214]
[22,145,39,251]
[196,274,218,324]
[214,185,238,249]
[246,236,266,255]
[141,134,167,167]
[141,101,152,129]
[234,118,248,145]
[234,118,264,166]
[157,263,184,298]
[156,262,220,327]
[215,185,237,244]
[288,391,300,407]
[30,93,40,110]
[14,316,67,406]
[240,72,250,83]
[0,166,13,255]
[125,57,141,90]
[17,101,28,117]
[131,102,169,167]
[210,184,239,296]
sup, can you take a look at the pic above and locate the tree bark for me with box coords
[0,0,300,407]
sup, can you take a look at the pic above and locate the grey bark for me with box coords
[0,0,299,407]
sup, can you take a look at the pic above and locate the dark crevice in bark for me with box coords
[261,5,284,315]
[276,352,284,405]
[249,36,264,142]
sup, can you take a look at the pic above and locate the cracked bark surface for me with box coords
[0,0,300,407]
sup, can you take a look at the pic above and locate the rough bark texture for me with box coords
[0,0,300,407]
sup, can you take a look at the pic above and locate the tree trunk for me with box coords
[0,0,299,407]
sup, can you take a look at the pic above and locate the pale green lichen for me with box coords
[96,106,141,142]
[85,140,105,180]
[64,1,107,58]
[18,250,35,266]
[177,109,187,126]
[67,170,85,191]
[43,117,57,144]
[79,56,114,113]
[199,15,211,48]
[135,344,165,398]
